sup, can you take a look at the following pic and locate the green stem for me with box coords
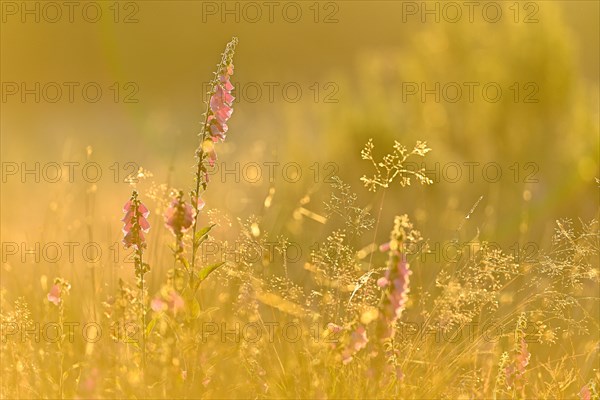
[138,248,146,368]
[58,299,65,399]
[189,101,212,287]
[368,188,388,271]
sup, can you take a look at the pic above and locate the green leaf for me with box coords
[182,289,201,320]
[127,341,141,350]
[198,261,226,282]
[189,297,201,319]
[199,306,220,317]
[145,317,158,337]
[181,257,190,272]
[193,224,216,250]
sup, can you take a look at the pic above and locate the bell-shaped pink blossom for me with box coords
[377,276,389,288]
[47,279,70,306]
[47,284,61,305]
[196,196,206,211]
[202,139,218,167]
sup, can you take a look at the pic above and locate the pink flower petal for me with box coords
[137,203,149,218]
[377,277,389,288]
[327,322,343,334]
[151,298,167,312]
[138,217,150,232]
[580,385,592,400]
[47,284,61,305]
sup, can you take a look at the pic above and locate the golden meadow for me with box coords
[1,1,598,399]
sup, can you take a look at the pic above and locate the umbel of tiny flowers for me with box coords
[360,139,432,192]
[121,190,151,366]
[190,37,238,280]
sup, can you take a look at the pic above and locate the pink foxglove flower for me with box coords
[206,55,235,142]
[164,191,196,246]
[515,337,531,376]
[199,37,237,172]
[505,337,531,389]
[378,251,411,340]
[207,64,235,143]
[122,190,150,250]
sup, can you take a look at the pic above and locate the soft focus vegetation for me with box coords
[1,1,598,399]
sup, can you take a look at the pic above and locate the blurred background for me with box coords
[1,0,598,292]
[1,2,599,397]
